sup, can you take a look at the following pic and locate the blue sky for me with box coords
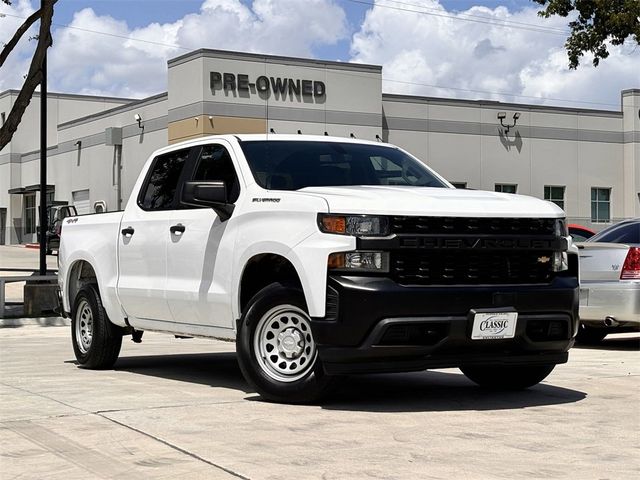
[52,0,537,60]
[1,0,638,108]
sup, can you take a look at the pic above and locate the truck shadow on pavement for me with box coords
[574,335,639,352]
[110,352,587,413]
[322,370,586,413]
[113,352,251,393]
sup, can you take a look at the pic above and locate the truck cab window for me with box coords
[193,144,240,203]
[140,149,189,210]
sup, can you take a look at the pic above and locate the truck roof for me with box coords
[168,133,386,151]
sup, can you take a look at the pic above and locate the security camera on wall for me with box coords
[134,114,141,122]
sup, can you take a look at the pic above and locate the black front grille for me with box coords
[392,250,554,285]
[377,322,450,346]
[391,216,556,236]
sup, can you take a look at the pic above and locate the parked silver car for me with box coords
[577,218,640,343]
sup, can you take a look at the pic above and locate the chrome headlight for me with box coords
[318,214,389,237]
[328,251,389,273]
[554,218,568,237]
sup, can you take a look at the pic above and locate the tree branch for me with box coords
[0,0,55,151]
[0,8,42,68]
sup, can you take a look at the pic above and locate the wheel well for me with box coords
[239,254,303,314]
[68,260,98,307]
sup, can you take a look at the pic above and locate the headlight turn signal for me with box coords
[328,251,389,273]
[319,214,389,237]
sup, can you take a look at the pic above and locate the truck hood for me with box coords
[298,186,564,218]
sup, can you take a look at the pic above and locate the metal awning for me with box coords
[8,184,55,195]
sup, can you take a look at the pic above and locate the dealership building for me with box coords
[1,48,639,245]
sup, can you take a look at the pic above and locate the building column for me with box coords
[622,89,640,219]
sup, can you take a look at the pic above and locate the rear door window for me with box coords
[139,148,190,210]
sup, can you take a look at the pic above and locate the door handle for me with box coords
[121,226,134,237]
[170,224,186,235]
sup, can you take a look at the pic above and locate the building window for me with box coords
[544,185,565,209]
[24,193,36,234]
[591,188,611,223]
[451,182,467,189]
[495,183,517,194]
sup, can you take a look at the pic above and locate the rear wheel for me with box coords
[576,324,607,344]
[71,285,122,369]
[236,283,336,403]
[460,364,555,390]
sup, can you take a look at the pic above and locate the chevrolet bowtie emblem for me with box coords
[537,256,551,263]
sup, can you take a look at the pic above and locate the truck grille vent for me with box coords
[392,250,554,285]
[391,216,556,236]
[377,322,449,346]
[325,285,339,321]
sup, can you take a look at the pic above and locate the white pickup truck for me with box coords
[58,134,579,403]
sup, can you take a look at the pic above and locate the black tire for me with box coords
[460,364,555,390]
[71,285,122,369]
[576,324,607,345]
[236,282,336,403]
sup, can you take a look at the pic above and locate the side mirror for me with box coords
[182,181,234,221]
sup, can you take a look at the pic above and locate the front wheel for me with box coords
[236,283,336,403]
[460,364,555,390]
[71,285,123,369]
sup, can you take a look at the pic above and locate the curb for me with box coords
[0,317,70,328]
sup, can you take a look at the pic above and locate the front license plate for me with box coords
[471,312,518,340]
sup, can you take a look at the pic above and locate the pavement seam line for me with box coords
[94,399,247,415]
[0,381,92,415]
[96,412,251,480]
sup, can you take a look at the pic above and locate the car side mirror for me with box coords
[182,181,234,221]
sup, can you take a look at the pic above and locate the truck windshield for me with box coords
[239,140,448,190]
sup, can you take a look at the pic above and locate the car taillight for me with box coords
[620,247,640,280]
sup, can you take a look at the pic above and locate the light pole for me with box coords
[38,26,47,276]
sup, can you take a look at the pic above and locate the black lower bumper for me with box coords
[311,275,579,375]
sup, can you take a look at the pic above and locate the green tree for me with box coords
[534,0,640,68]
[0,0,56,150]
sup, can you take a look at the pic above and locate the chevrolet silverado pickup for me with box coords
[58,134,579,403]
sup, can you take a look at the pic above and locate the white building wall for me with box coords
[1,50,638,245]
[383,93,635,230]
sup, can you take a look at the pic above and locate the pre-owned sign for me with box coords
[210,72,326,98]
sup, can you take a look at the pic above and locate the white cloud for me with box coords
[3,0,348,98]
[350,0,640,109]
[2,0,637,108]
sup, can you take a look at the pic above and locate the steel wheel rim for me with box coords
[253,304,317,383]
[75,299,93,354]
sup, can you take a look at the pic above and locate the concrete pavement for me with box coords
[1,325,638,479]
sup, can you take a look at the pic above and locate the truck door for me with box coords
[117,147,193,322]
[164,142,241,329]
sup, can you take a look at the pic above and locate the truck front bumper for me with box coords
[311,275,578,375]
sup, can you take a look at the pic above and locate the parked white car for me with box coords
[58,134,579,402]
[577,218,640,343]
